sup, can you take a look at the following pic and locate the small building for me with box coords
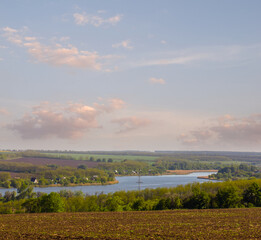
[31,177,38,184]
[92,175,99,181]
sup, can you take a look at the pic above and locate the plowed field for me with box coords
[0,208,260,239]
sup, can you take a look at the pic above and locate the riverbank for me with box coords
[165,169,218,175]
[0,180,119,189]
[34,180,119,188]
[197,176,219,180]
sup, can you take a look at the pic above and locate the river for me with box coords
[0,172,217,195]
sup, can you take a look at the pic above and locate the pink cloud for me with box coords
[7,99,125,139]
[211,114,261,143]
[178,130,212,145]
[0,108,10,116]
[149,77,166,85]
[94,98,125,113]
[178,114,261,147]
[2,27,23,46]
[23,41,103,70]
[7,102,99,139]
[112,116,150,133]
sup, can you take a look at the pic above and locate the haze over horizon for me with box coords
[1,1,261,152]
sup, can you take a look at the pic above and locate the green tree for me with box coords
[216,186,242,208]
[184,190,210,209]
[3,191,16,202]
[16,185,35,200]
[2,180,11,188]
[78,165,87,170]
[40,192,65,212]
[85,195,99,212]
[132,197,145,211]
[243,182,261,207]
[105,196,123,211]
[154,199,168,210]
[0,172,11,182]
[165,195,183,209]
[22,198,42,213]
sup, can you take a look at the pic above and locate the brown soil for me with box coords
[6,157,99,168]
[0,208,260,239]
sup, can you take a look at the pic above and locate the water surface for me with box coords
[0,172,216,195]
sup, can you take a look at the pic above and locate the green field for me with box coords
[0,208,260,239]
[45,152,159,163]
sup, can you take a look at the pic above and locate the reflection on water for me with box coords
[0,172,217,195]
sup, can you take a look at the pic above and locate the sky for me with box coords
[1,0,261,152]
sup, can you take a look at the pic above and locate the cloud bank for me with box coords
[0,108,10,116]
[179,114,261,147]
[112,116,150,133]
[7,99,125,139]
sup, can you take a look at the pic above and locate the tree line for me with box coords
[0,179,260,214]
[209,164,260,180]
[0,163,113,188]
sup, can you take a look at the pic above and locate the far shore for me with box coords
[165,169,218,175]
[35,180,119,188]
[0,180,119,189]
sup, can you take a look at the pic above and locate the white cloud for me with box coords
[24,41,103,70]
[138,44,261,67]
[161,40,167,44]
[73,13,122,27]
[2,27,17,33]
[2,26,119,70]
[2,27,23,46]
[112,40,133,49]
[24,36,37,41]
[149,77,166,85]
[144,54,209,66]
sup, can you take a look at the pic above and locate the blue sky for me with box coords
[1,0,261,151]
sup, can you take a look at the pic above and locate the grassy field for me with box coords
[45,152,159,163]
[0,208,260,239]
